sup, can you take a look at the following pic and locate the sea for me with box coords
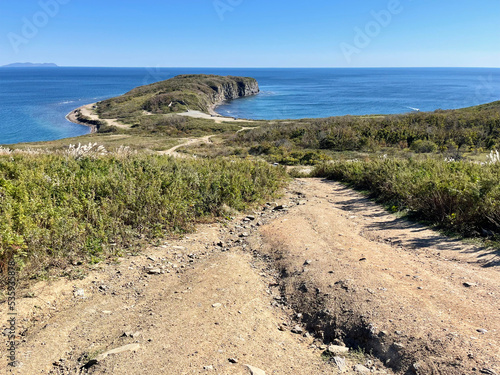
[1,67,499,145]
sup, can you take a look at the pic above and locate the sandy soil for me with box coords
[66,103,130,130]
[1,179,498,374]
[158,135,214,157]
[177,110,257,124]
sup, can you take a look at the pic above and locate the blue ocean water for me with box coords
[1,67,499,145]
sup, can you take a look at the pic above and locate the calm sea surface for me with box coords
[1,67,499,144]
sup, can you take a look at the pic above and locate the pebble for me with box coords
[353,364,371,374]
[96,343,140,361]
[245,364,266,375]
[228,358,238,363]
[477,328,488,333]
[291,325,304,334]
[212,303,222,308]
[147,268,162,275]
[463,282,477,287]
[203,365,214,370]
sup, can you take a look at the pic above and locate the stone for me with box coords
[333,356,347,372]
[147,268,162,275]
[228,358,238,363]
[246,215,256,221]
[480,369,498,375]
[327,345,349,355]
[463,282,477,287]
[212,303,222,308]
[147,256,156,261]
[96,343,140,361]
[304,260,312,265]
[73,288,85,298]
[477,328,488,333]
[245,364,266,375]
[203,365,214,370]
[353,364,371,374]
[291,325,304,334]
[239,232,249,237]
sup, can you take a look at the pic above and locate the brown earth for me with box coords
[1,178,499,375]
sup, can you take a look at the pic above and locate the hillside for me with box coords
[96,74,259,123]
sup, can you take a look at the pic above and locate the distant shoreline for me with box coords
[65,103,98,133]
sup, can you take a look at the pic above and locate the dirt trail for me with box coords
[159,135,214,157]
[1,178,498,374]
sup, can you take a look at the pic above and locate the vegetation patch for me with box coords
[0,151,286,281]
[96,74,259,122]
[312,156,500,239]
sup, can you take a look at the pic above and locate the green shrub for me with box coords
[313,158,500,238]
[0,154,286,279]
[410,140,438,153]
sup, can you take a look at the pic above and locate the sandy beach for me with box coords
[66,103,130,132]
[65,103,99,133]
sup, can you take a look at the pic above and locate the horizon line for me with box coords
[2,65,500,69]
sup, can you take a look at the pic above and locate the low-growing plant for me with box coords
[312,157,500,239]
[0,153,287,281]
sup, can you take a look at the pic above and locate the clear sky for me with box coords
[0,0,499,67]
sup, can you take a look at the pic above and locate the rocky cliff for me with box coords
[209,77,260,106]
[96,74,259,119]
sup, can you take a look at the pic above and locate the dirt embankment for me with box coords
[1,178,498,375]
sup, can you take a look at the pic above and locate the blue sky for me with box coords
[0,0,499,67]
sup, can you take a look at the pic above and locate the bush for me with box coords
[0,154,287,279]
[312,158,500,238]
[410,140,438,153]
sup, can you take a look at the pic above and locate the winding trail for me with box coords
[1,179,498,374]
[159,135,215,157]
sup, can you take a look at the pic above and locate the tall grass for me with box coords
[313,158,500,238]
[0,153,286,278]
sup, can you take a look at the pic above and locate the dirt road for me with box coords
[1,179,498,374]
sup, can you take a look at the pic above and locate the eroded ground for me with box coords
[1,179,498,375]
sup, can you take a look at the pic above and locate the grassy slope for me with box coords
[96,74,258,123]
[224,101,500,165]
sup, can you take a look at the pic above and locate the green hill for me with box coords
[96,74,259,122]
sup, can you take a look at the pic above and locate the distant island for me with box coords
[1,62,58,68]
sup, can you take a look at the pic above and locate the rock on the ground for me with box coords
[245,364,266,375]
[353,364,371,374]
[333,356,347,372]
[96,343,140,361]
[327,345,349,355]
